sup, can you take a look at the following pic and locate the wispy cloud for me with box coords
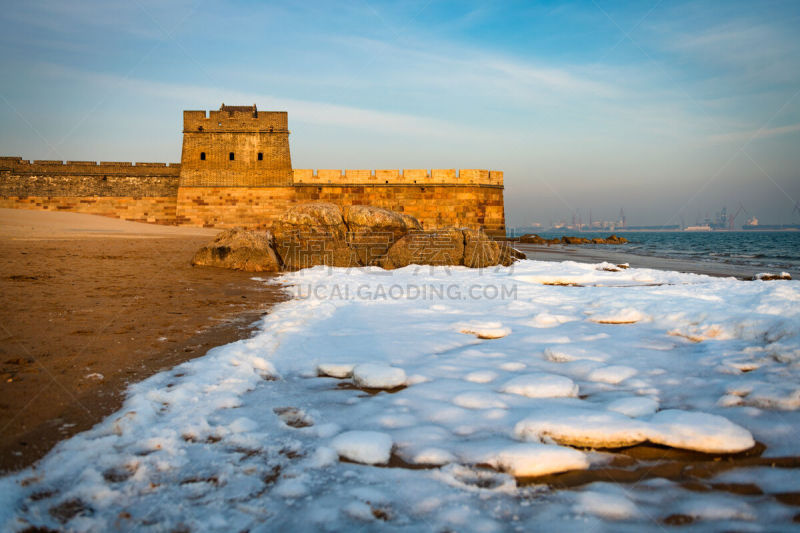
[707,122,800,144]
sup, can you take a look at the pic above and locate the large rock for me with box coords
[384,228,465,269]
[562,236,590,245]
[343,205,411,266]
[605,234,628,244]
[399,213,423,231]
[271,203,358,269]
[463,229,500,268]
[518,233,546,244]
[191,227,281,272]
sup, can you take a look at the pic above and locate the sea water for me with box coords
[541,230,800,275]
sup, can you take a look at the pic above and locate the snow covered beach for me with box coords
[2,260,799,531]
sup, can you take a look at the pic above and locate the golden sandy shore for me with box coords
[0,209,285,471]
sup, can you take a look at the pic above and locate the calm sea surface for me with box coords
[540,230,800,275]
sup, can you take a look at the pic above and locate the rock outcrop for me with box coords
[191,227,282,272]
[384,228,465,269]
[193,203,522,272]
[511,234,628,246]
[343,205,409,266]
[271,202,356,269]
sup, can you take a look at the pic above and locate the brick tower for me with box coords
[179,104,292,187]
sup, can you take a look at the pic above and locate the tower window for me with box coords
[200,152,206,160]
[198,126,203,132]
[229,152,234,161]
[258,152,263,161]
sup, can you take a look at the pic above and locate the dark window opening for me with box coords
[102,176,107,181]
[198,126,203,132]
[258,152,263,161]
[200,152,206,160]
[229,152,234,161]
[385,180,389,184]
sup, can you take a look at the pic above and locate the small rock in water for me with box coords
[499,373,579,398]
[647,409,755,453]
[317,363,355,378]
[753,272,792,281]
[352,364,407,389]
[331,430,393,465]
[488,443,589,477]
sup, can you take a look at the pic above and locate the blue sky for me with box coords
[1,0,799,226]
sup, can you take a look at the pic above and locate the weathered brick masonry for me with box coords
[1,104,506,236]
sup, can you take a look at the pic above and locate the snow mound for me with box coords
[514,408,650,448]
[589,308,646,324]
[587,365,638,384]
[487,443,589,477]
[528,312,576,328]
[574,490,639,520]
[453,392,507,409]
[317,363,355,378]
[741,384,800,410]
[459,321,511,339]
[544,346,608,362]
[411,447,455,466]
[647,410,755,453]
[499,373,579,398]
[464,370,498,383]
[606,397,659,417]
[331,431,393,465]
[352,364,407,389]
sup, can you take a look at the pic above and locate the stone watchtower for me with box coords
[179,104,292,187]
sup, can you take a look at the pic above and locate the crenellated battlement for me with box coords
[0,157,180,176]
[292,169,503,186]
[183,104,288,133]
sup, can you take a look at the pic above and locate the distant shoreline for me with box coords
[514,243,797,280]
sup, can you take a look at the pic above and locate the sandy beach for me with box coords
[0,209,285,472]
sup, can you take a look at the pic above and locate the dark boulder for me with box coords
[192,227,281,272]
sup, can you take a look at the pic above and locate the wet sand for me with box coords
[514,243,793,279]
[0,209,286,472]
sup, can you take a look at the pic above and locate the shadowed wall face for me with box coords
[179,106,293,187]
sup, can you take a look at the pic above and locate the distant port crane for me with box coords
[728,202,750,231]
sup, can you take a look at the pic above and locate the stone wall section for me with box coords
[0,196,178,225]
[175,185,506,237]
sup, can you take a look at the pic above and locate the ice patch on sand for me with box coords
[606,397,659,417]
[499,373,579,398]
[331,431,393,465]
[589,308,647,324]
[515,407,650,448]
[647,410,755,453]
[352,364,407,389]
[588,365,638,384]
[317,363,355,378]
[458,321,511,339]
[487,443,589,477]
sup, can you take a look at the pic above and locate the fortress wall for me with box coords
[292,169,503,186]
[1,158,505,236]
[0,158,180,195]
[0,196,178,225]
[175,184,506,237]
[0,158,180,224]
